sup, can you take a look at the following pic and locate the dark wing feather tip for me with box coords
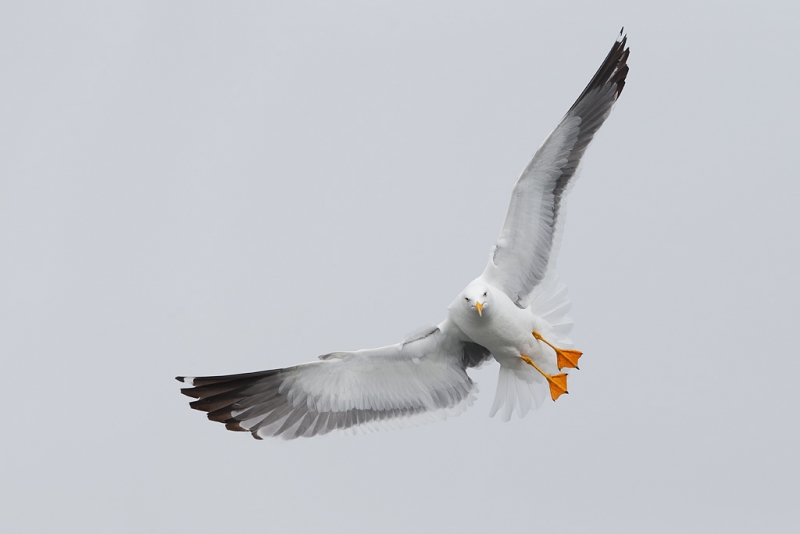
[225,421,248,432]
[567,33,630,114]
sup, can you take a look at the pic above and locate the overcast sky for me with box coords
[2,1,799,533]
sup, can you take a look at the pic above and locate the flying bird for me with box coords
[177,32,630,440]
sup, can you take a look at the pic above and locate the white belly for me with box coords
[450,288,559,374]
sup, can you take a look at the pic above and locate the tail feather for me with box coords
[489,364,547,421]
[529,276,575,347]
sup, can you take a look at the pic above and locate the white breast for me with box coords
[450,285,547,366]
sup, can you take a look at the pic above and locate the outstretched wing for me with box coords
[481,32,630,307]
[177,321,490,440]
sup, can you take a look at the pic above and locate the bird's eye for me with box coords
[483,291,487,297]
[465,297,470,302]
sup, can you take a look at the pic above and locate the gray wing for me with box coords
[481,32,630,307]
[177,320,491,440]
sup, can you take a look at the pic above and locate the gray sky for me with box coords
[1,1,798,532]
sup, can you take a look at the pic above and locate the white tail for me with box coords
[528,276,574,348]
[489,362,547,421]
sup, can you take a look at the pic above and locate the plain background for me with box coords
[1,1,798,533]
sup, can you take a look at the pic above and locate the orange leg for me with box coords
[520,355,569,401]
[533,331,583,370]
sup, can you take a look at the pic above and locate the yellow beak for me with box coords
[475,301,483,316]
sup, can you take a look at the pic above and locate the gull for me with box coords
[177,32,630,440]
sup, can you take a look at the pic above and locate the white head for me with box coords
[455,282,493,320]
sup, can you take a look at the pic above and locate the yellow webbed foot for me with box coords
[520,355,569,401]
[533,331,583,370]
[545,372,569,401]
[556,349,582,370]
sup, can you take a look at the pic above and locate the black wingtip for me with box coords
[225,421,248,432]
[567,30,631,114]
[175,376,185,383]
